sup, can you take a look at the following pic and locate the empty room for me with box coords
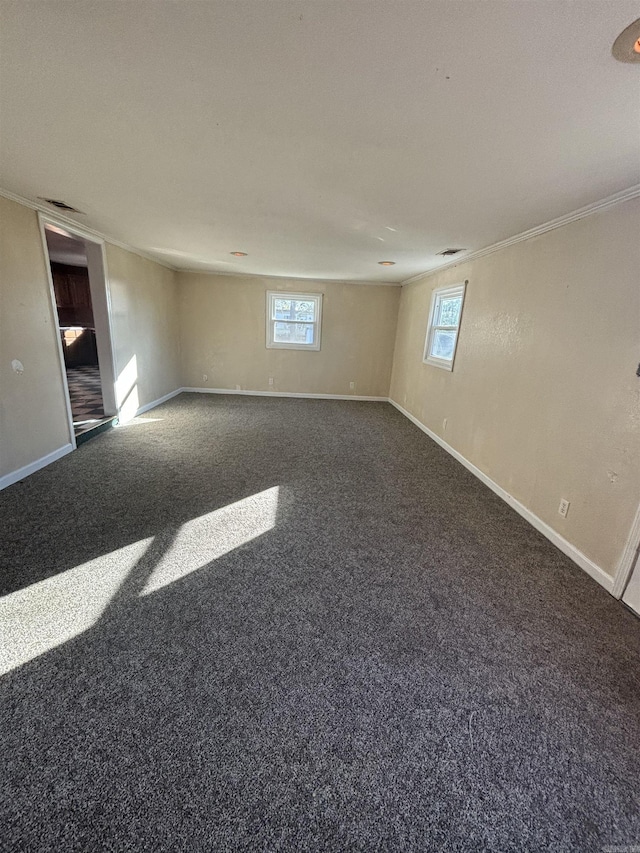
[1,1,639,851]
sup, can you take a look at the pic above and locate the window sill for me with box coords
[423,356,454,371]
[266,342,321,352]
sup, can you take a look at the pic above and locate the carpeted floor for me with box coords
[0,394,638,852]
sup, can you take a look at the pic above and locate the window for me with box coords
[423,282,466,370]
[266,291,323,351]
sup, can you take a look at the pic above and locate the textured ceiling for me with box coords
[1,1,639,282]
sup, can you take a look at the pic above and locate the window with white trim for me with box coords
[423,282,466,370]
[266,291,323,351]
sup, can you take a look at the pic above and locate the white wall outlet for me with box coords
[443,417,448,431]
[349,381,355,390]
[235,384,241,391]
[558,498,570,518]
[268,377,274,386]
[202,374,208,382]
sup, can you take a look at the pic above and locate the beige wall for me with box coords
[178,273,399,397]
[0,196,70,477]
[0,195,181,482]
[390,198,640,578]
[105,244,180,420]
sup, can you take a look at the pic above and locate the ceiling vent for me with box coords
[437,248,465,256]
[38,198,84,213]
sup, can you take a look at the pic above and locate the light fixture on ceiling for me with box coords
[612,18,640,63]
[230,251,248,257]
[378,260,395,266]
[437,248,466,257]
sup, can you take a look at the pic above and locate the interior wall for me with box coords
[0,195,182,483]
[0,196,71,478]
[178,273,400,397]
[105,244,181,420]
[389,198,640,579]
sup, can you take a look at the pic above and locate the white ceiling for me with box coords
[1,1,638,283]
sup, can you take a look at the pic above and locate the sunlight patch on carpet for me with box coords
[140,486,279,596]
[0,538,153,675]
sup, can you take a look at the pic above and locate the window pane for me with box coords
[273,321,315,345]
[274,298,292,317]
[273,298,316,321]
[430,329,457,360]
[293,300,316,321]
[437,295,462,327]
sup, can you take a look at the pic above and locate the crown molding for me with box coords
[401,184,640,286]
[0,187,178,271]
[6,181,636,289]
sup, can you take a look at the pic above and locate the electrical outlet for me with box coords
[443,417,447,431]
[203,374,208,382]
[558,498,570,518]
[235,384,241,391]
[349,381,355,390]
[268,377,274,386]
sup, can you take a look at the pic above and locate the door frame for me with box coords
[38,212,118,446]
[612,502,640,599]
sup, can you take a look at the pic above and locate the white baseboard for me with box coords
[0,388,383,491]
[0,444,74,492]
[134,387,184,417]
[0,391,618,598]
[388,399,615,594]
[0,388,184,490]
[182,387,388,402]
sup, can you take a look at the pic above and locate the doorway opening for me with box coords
[40,220,117,442]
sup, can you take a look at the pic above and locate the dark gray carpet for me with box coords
[1,394,638,852]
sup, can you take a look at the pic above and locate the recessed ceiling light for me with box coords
[612,17,640,63]
[230,251,247,257]
[378,260,395,266]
